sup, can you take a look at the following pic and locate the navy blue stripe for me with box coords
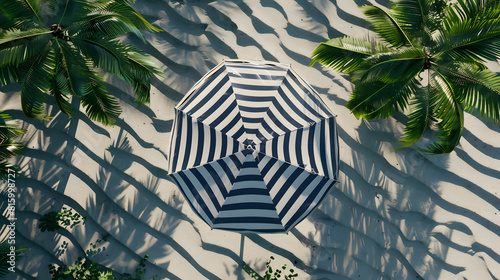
[260,120,277,139]
[279,85,316,124]
[207,129,216,163]
[190,168,221,211]
[220,112,241,135]
[284,178,334,230]
[259,143,266,154]
[217,158,236,184]
[220,134,228,159]
[272,167,303,206]
[266,105,296,133]
[208,88,235,128]
[234,174,263,182]
[197,88,233,122]
[232,83,277,91]
[229,154,243,170]
[232,126,246,140]
[235,94,275,102]
[233,139,240,154]
[220,202,276,210]
[175,172,214,221]
[260,157,277,177]
[238,105,269,112]
[329,118,339,180]
[242,160,258,168]
[242,117,263,123]
[279,173,317,219]
[181,114,193,171]
[273,89,305,128]
[266,163,289,192]
[283,132,291,164]
[308,123,318,173]
[228,188,269,196]
[193,121,204,167]
[204,164,228,198]
[214,217,281,224]
[171,174,212,223]
[228,72,282,80]
[271,137,278,158]
[171,111,183,173]
[319,120,328,177]
[181,67,227,111]
[295,128,304,168]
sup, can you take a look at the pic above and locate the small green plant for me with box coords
[38,207,86,232]
[265,256,298,280]
[243,256,299,280]
[49,254,157,280]
[86,234,109,258]
[49,257,108,280]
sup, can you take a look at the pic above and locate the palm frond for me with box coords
[391,0,447,42]
[354,47,425,83]
[361,4,414,48]
[53,39,94,97]
[0,112,25,178]
[94,0,162,32]
[437,16,500,61]
[0,113,25,140]
[20,42,56,119]
[51,71,74,117]
[80,74,122,126]
[429,66,465,139]
[311,36,387,72]
[0,0,43,29]
[73,15,146,41]
[346,77,417,119]
[436,63,500,123]
[446,0,500,22]
[398,77,439,149]
[0,29,52,74]
[70,37,128,76]
[120,46,164,104]
[421,115,464,154]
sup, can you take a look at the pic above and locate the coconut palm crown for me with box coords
[0,0,165,126]
[311,0,500,154]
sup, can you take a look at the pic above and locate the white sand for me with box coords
[1,0,500,279]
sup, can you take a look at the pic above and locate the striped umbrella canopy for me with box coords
[168,59,339,233]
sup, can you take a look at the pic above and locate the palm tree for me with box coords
[0,112,25,180]
[311,0,500,153]
[0,0,164,126]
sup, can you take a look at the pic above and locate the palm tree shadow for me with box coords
[320,114,500,279]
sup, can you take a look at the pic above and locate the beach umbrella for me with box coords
[168,59,339,233]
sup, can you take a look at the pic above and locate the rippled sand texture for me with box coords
[2,0,500,279]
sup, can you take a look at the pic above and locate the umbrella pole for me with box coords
[238,234,245,280]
